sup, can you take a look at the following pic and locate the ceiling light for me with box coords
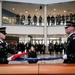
[25,10,28,13]
[12,8,14,10]
[64,10,66,13]
[54,9,56,11]
[20,13,22,15]
[3,16,6,19]
[14,35,15,36]
[35,9,37,11]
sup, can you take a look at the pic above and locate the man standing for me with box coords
[0,27,19,64]
[63,21,75,63]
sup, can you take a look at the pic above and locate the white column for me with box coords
[44,5,48,52]
[0,1,2,27]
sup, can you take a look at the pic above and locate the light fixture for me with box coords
[64,10,66,13]
[12,8,14,10]
[20,13,22,15]
[13,35,15,36]
[25,10,28,13]
[3,16,6,19]
[54,9,56,11]
[35,9,37,11]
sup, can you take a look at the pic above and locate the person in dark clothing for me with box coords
[33,15,37,25]
[27,14,31,25]
[20,42,25,52]
[54,42,59,55]
[16,14,20,24]
[25,41,31,52]
[41,43,45,54]
[47,15,50,26]
[0,27,19,64]
[63,21,75,63]
[59,42,64,54]
[39,16,42,25]
[34,42,38,52]
[48,42,54,55]
[28,45,38,63]
[38,42,42,54]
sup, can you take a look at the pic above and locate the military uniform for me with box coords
[0,41,17,64]
[0,27,17,64]
[64,21,75,63]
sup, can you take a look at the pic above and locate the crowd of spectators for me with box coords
[7,41,67,55]
[15,13,75,26]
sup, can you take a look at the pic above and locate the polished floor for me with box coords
[9,53,63,64]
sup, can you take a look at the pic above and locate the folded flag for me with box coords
[11,52,28,60]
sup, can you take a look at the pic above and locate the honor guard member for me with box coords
[63,21,75,63]
[0,27,19,64]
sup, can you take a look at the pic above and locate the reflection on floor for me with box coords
[9,53,63,64]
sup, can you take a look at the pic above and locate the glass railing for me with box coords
[2,16,71,26]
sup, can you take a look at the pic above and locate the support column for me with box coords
[44,5,48,52]
[0,0,2,27]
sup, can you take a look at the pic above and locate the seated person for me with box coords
[28,45,38,63]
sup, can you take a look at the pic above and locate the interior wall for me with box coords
[2,25,66,35]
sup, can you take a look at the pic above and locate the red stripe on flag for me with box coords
[11,52,28,60]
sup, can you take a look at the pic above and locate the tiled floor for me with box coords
[9,53,63,64]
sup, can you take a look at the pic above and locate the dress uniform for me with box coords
[63,21,75,63]
[0,27,17,64]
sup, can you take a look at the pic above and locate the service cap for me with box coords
[0,27,6,34]
[65,21,75,29]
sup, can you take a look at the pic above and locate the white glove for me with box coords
[62,54,67,59]
[18,51,22,54]
[7,55,13,61]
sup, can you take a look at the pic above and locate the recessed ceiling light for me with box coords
[12,8,14,10]
[64,10,66,12]
[35,9,37,11]
[54,9,56,11]
[25,10,28,13]
[20,13,22,15]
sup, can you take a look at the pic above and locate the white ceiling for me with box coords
[2,1,75,18]
[2,0,75,4]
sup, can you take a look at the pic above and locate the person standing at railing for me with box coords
[33,15,37,25]
[21,14,25,25]
[47,15,50,26]
[51,15,55,25]
[16,14,20,24]
[39,16,42,26]
[27,14,31,25]
[61,15,65,25]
